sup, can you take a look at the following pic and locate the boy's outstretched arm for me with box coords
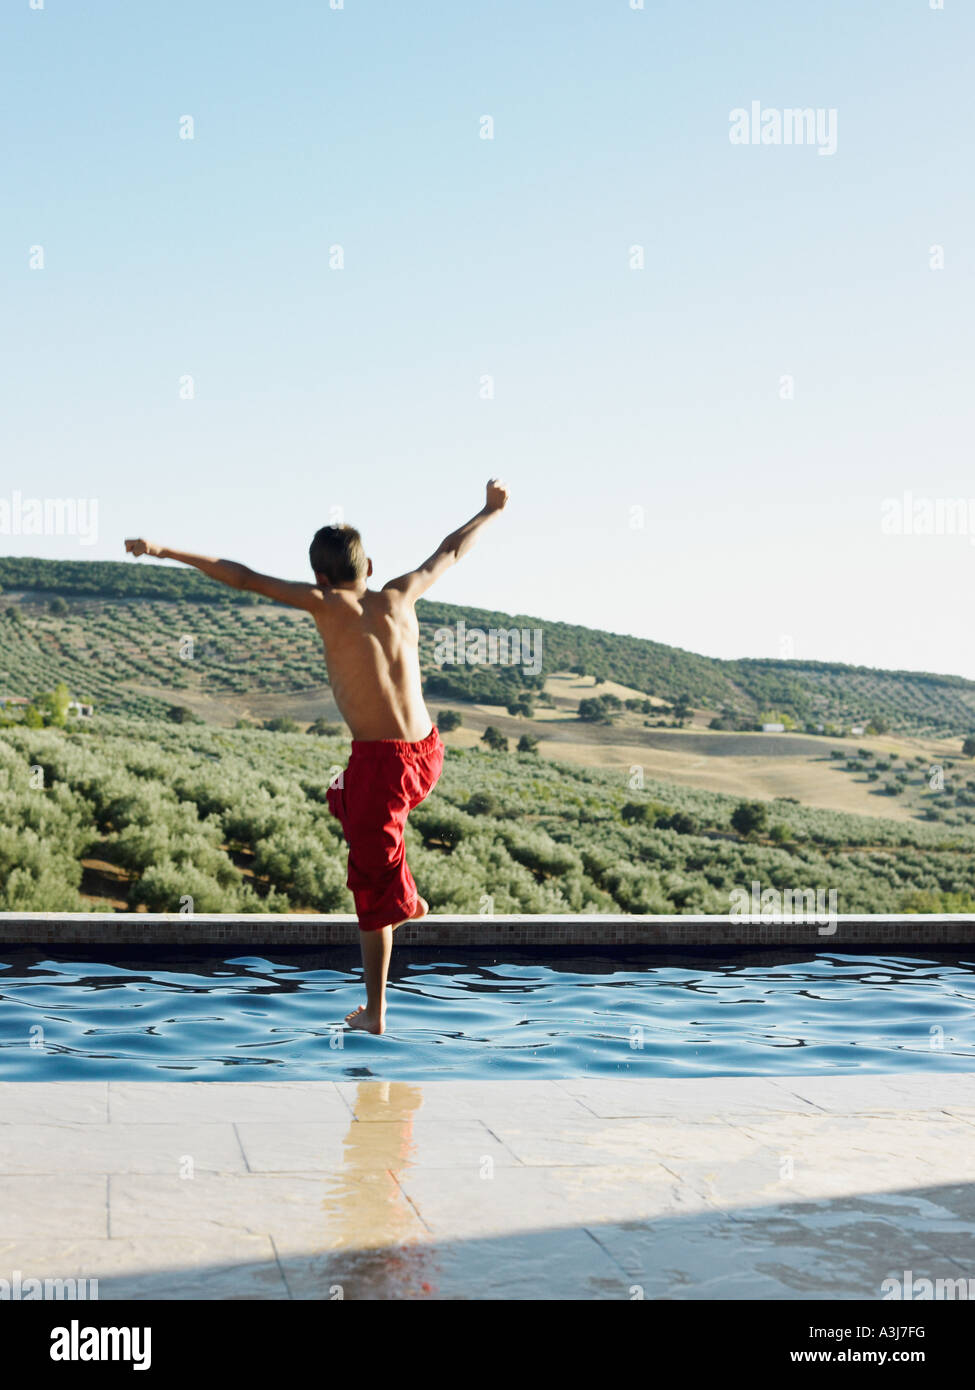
[123,540,323,611]
[383,478,509,601]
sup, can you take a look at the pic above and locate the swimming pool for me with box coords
[0,947,973,1081]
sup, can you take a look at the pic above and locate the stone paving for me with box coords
[0,1073,973,1299]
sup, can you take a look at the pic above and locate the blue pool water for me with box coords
[0,947,973,1081]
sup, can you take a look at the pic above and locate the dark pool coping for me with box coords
[2,912,974,947]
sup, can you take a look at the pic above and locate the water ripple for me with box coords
[0,947,972,1080]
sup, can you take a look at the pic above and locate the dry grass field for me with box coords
[123,668,968,827]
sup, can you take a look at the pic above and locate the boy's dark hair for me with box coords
[309,524,367,585]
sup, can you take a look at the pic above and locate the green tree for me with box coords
[658,810,699,835]
[48,596,68,616]
[31,682,71,727]
[308,719,340,736]
[437,709,462,732]
[578,696,614,723]
[621,801,670,827]
[517,734,540,754]
[167,705,200,724]
[963,735,975,757]
[731,800,768,837]
[481,725,508,752]
[672,694,693,726]
[263,716,300,733]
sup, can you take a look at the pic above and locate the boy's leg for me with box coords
[388,736,443,934]
[346,925,393,1033]
[343,735,444,1028]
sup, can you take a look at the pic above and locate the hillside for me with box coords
[2,557,975,916]
[2,716,974,916]
[1,556,975,736]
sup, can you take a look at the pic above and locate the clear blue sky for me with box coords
[2,0,972,676]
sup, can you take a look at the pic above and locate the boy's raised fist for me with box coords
[485,478,509,512]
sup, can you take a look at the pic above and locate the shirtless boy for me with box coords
[125,477,510,1033]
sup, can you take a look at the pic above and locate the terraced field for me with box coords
[3,558,975,736]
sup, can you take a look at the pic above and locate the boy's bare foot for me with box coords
[345,1004,385,1034]
[392,896,428,932]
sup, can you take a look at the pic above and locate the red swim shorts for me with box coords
[326,726,444,932]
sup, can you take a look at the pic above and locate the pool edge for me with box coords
[2,912,975,947]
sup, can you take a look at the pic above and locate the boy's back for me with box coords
[311,587,430,742]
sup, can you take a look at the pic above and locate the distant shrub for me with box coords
[129,861,274,914]
[731,801,768,837]
[437,709,462,732]
[709,713,755,731]
[506,697,535,718]
[658,811,700,836]
[263,716,300,733]
[167,706,201,725]
[251,830,348,909]
[411,804,472,850]
[501,826,582,880]
[578,696,617,724]
[0,826,87,911]
[308,719,341,736]
[900,888,975,913]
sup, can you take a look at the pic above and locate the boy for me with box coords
[125,477,510,1033]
